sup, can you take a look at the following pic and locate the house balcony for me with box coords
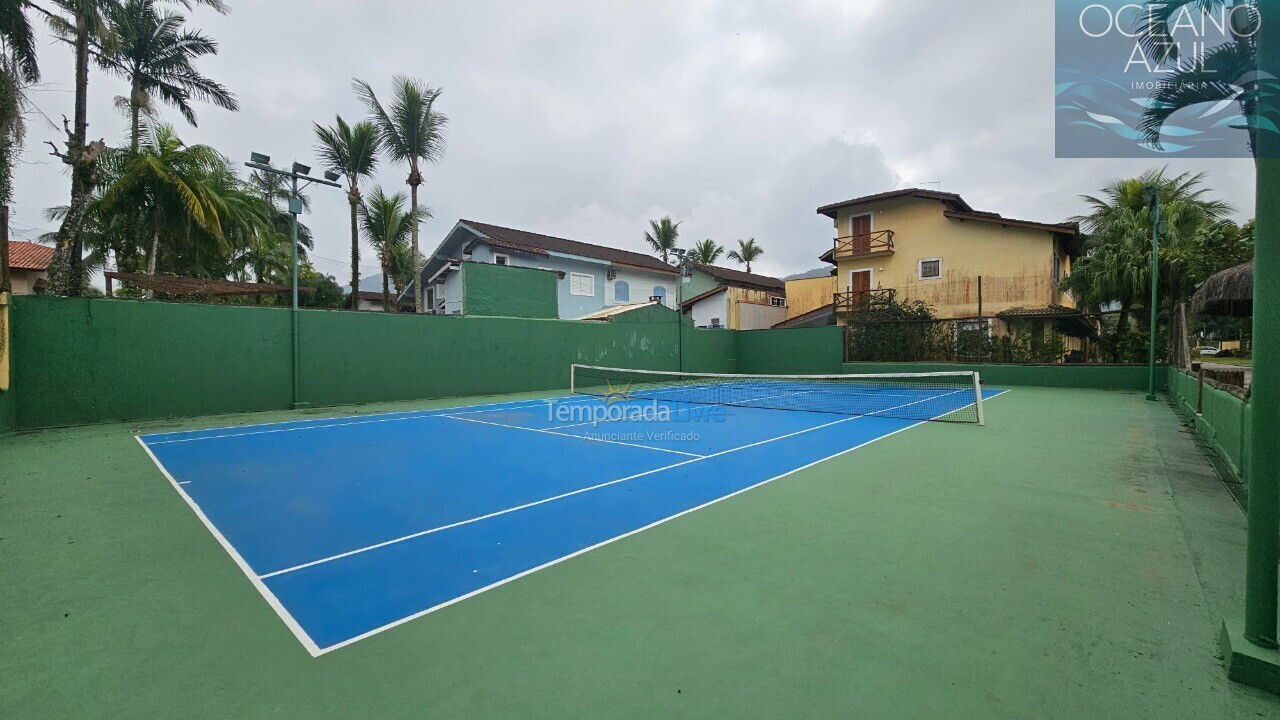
[832,230,895,260]
[833,288,897,313]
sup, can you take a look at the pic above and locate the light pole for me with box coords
[673,248,690,372]
[1144,185,1162,401]
[245,152,341,409]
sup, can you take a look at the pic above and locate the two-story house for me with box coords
[817,189,1085,348]
[408,220,679,319]
[680,262,787,330]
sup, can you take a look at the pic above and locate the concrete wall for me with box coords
[844,361,1169,391]
[463,263,558,319]
[1168,369,1251,482]
[689,291,729,328]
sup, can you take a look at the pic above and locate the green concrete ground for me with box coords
[2,387,1278,719]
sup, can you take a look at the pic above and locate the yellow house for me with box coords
[783,274,837,319]
[817,189,1088,358]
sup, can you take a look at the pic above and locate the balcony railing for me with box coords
[834,288,897,313]
[832,230,895,260]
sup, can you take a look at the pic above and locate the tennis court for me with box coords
[137,366,1000,655]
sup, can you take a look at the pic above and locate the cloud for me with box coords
[10,0,1256,286]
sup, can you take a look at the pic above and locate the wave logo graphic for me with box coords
[602,381,634,405]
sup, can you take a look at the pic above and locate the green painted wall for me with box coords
[738,327,845,374]
[682,269,720,301]
[7,296,745,429]
[1168,369,1251,482]
[463,262,558,319]
[0,385,13,436]
[843,361,1170,391]
[12,295,293,428]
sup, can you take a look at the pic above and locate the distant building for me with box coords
[816,189,1089,355]
[680,262,787,330]
[408,220,678,319]
[5,241,53,295]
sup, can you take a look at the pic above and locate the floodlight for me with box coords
[324,170,341,182]
[292,162,311,176]
[249,152,270,165]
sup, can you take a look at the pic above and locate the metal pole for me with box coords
[1146,196,1161,401]
[290,176,302,409]
[1243,0,1280,647]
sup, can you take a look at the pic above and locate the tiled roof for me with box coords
[8,241,54,271]
[687,262,784,291]
[458,220,677,274]
[816,189,974,218]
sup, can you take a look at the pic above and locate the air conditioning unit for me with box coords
[606,268,618,280]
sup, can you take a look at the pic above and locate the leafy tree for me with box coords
[297,261,344,308]
[727,237,764,273]
[96,0,237,153]
[0,0,39,292]
[355,76,447,313]
[1062,169,1232,361]
[1136,1,1261,154]
[687,238,723,265]
[358,186,422,312]
[315,116,380,309]
[644,216,680,264]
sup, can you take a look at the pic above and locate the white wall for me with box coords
[689,292,729,329]
[738,302,788,330]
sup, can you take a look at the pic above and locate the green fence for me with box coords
[463,263,558,319]
[1168,369,1252,482]
[2,296,1193,432]
[5,296,752,429]
[843,361,1169,391]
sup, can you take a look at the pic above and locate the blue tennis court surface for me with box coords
[138,384,1004,655]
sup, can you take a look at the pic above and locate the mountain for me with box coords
[783,267,835,281]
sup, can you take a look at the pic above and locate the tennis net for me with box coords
[571,365,986,424]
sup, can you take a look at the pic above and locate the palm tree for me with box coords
[96,0,238,153]
[355,76,447,313]
[1136,1,1259,154]
[0,0,39,292]
[1064,169,1231,360]
[644,217,680,264]
[43,0,228,294]
[727,238,764,273]
[315,116,380,309]
[359,186,423,312]
[94,123,228,290]
[687,238,723,265]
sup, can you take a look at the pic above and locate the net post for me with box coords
[570,364,578,395]
[973,372,986,426]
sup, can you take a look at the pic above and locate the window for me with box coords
[710,318,723,329]
[494,254,509,266]
[569,272,595,297]
[651,286,667,303]
[1052,253,1062,284]
[770,296,786,308]
[614,280,630,302]
[919,258,943,279]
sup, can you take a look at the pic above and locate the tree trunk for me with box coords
[130,78,141,154]
[48,21,95,296]
[348,191,360,311]
[0,205,10,293]
[1112,305,1130,363]
[145,213,160,300]
[409,169,423,313]
[381,261,391,313]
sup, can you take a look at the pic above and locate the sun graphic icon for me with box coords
[602,381,634,405]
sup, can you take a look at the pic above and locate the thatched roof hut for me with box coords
[1192,261,1253,317]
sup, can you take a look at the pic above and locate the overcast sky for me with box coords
[11,0,1256,283]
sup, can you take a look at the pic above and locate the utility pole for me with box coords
[1144,186,1161,401]
[245,153,341,409]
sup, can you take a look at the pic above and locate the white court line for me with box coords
[440,414,705,458]
[134,437,324,657]
[143,396,599,445]
[260,388,976,581]
[141,386,1010,656]
[311,388,1012,655]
